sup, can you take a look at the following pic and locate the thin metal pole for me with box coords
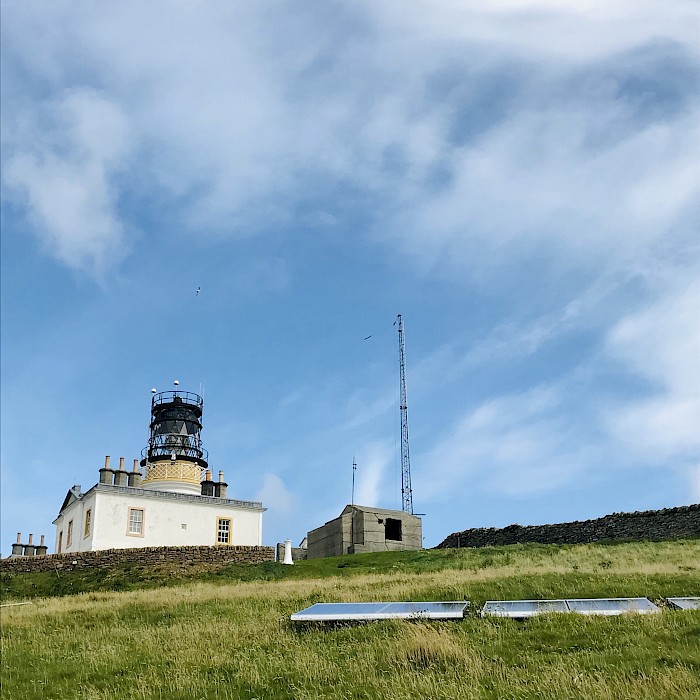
[351,457,357,508]
[397,315,413,514]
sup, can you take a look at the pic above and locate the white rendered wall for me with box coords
[54,492,97,554]
[89,490,263,550]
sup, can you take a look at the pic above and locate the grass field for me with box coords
[2,540,699,699]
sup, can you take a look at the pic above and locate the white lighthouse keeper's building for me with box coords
[53,388,265,553]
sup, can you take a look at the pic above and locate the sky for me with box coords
[1,1,699,554]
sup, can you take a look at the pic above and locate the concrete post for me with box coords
[283,539,294,565]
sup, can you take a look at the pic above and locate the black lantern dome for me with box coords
[141,390,209,469]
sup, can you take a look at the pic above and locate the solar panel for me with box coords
[565,598,659,615]
[482,600,569,618]
[482,597,659,618]
[667,597,700,610]
[290,601,469,622]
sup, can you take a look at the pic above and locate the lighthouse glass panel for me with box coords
[217,517,231,544]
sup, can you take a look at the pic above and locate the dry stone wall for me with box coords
[0,545,274,574]
[437,504,700,549]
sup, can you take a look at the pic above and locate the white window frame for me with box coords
[216,517,231,544]
[127,507,145,537]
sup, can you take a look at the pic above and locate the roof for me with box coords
[58,485,83,514]
[341,504,421,519]
[54,482,265,524]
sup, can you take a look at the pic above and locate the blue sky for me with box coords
[2,1,699,553]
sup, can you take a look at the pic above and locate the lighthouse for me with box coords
[51,383,265,553]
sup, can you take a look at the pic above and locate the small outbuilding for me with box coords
[306,505,422,559]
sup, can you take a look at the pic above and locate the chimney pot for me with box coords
[119,457,125,470]
[40,534,45,546]
[205,470,212,481]
[28,533,34,545]
[16,532,21,544]
[105,455,111,468]
[218,470,225,483]
[133,459,139,470]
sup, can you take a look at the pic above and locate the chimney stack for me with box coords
[35,534,48,557]
[127,458,142,487]
[99,454,115,484]
[214,470,228,499]
[23,534,36,557]
[11,533,23,557]
[201,469,215,497]
[113,456,129,486]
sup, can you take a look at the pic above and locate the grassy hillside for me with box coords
[2,540,699,699]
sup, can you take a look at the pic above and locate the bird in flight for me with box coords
[364,335,372,340]
[196,287,201,296]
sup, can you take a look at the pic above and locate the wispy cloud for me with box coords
[604,274,700,459]
[3,2,698,278]
[414,385,590,501]
[3,89,133,275]
[354,440,394,507]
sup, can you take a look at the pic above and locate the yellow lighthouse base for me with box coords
[141,459,203,495]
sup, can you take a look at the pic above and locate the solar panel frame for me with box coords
[565,597,659,616]
[667,597,700,610]
[481,599,569,618]
[290,601,469,622]
[482,597,660,618]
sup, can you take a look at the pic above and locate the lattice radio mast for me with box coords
[396,314,413,514]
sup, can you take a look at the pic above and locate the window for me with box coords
[84,509,92,537]
[217,517,231,544]
[128,508,144,536]
[385,518,402,542]
[67,520,73,547]
[58,531,63,554]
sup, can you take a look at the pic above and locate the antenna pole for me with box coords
[397,314,413,514]
[351,457,357,508]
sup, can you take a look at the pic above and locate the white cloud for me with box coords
[255,473,294,515]
[604,275,700,458]
[415,386,589,501]
[2,1,698,278]
[689,465,700,502]
[354,441,394,507]
[3,89,132,275]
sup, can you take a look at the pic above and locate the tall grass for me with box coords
[2,539,699,699]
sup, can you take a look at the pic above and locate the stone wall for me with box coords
[275,543,308,562]
[0,544,274,574]
[437,504,700,549]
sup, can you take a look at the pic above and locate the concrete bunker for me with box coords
[306,505,422,559]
